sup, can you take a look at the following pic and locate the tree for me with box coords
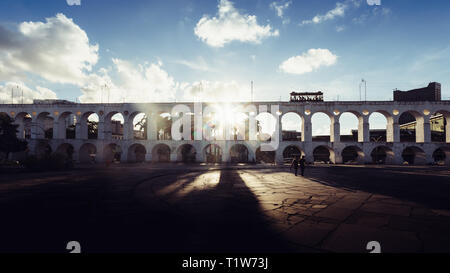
[0,113,28,161]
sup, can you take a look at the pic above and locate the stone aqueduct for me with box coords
[1,100,450,165]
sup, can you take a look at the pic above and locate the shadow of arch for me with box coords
[370,146,394,164]
[282,145,304,163]
[433,148,446,165]
[230,144,249,163]
[177,144,196,163]
[203,144,222,163]
[104,143,122,163]
[341,145,364,164]
[152,143,171,163]
[56,143,75,160]
[128,143,147,163]
[313,145,334,163]
[35,141,52,159]
[79,143,97,163]
[402,146,426,165]
[255,146,275,164]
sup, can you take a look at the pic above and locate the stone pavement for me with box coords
[0,164,449,252]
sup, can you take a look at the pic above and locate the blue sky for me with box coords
[0,0,449,133]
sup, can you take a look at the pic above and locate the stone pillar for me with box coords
[331,148,342,164]
[302,116,312,142]
[148,114,158,140]
[104,119,112,140]
[98,120,105,140]
[52,120,59,139]
[123,121,133,140]
[170,152,177,162]
[80,119,88,140]
[392,145,403,165]
[75,122,82,140]
[330,120,340,143]
[446,116,450,143]
[358,116,370,143]
[275,148,284,165]
[416,116,431,143]
[145,152,152,162]
[96,143,105,163]
[31,122,40,139]
[389,119,400,143]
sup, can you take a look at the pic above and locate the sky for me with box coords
[1,0,450,134]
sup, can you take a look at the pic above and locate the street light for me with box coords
[359,79,367,102]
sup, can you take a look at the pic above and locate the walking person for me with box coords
[299,155,306,176]
[290,156,300,176]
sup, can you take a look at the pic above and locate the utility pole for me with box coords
[251,81,253,102]
[11,85,14,104]
[359,81,362,101]
[362,79,367,101]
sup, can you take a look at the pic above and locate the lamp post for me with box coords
[362,79,367,101]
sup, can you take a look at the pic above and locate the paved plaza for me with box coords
[1,163,450,253]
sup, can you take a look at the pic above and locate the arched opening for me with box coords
[339,112,359,142]
[401,146,426,165]
[312,112,331,142]
[255,147,275,163]
[111,113,124,140]
[369,112,388,142]
[177,144,196,163]
[433,148,446,165]
[157,113,172,140]
[79,143,97,164]
[35,141,52,159]
[230,144,249,163]
[56,143,75,161]
[283,145,304,163]
[431,110,449,143]
[255,112,277,141]
[128,143,147,163]
[57,112,76,139]
[281,112,302,141]
[14,112,32,139]
[313,146,331,163]
[132,113,147,140]
[36,112,54,139]
[399,111,420,142]
[86,113,99,139]
[204,144,222,163]
[370,146,389,164]
[152,144,171,162]
[342,146,363,164]
[104,143,122,163]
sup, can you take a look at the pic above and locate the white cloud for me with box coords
[270,1,292,18]
[173,56,211,71]
[79,59,178,103]
[0,82,57,104]
[279,48,338,75]
[194,0,279,47]
[301,2,348,25]
[180,80,249,102]
[66,0,81,6]
[0,13,98,85]
[336,25,345,32]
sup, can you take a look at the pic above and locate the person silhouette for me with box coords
[290,156,300,176]
[299,155,306,176]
